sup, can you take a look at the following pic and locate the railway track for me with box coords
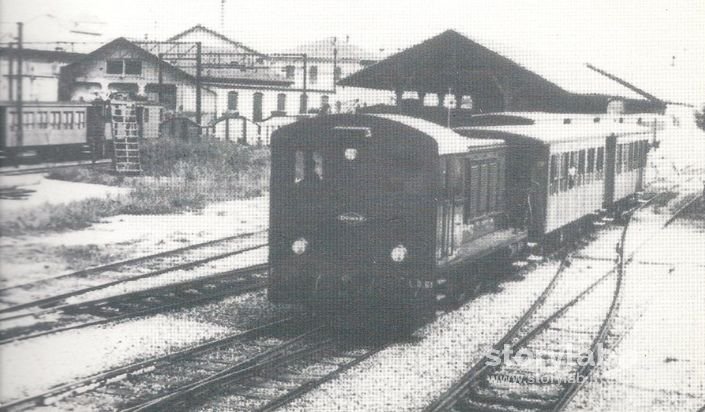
[1,317,389,412]
[0,159,112,177]
[0,263,269,344]
[425,190,701,412]
[0,231,267,313]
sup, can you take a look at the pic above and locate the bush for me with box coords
[4,139,271,235]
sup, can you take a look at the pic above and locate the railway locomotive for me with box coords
[268,111,659,323]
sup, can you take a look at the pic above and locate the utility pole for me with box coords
[332,37,337,93]
[301,53,308,114]
[17,22,24,147]
[196,41,202,134]
[7,43,13,101]
[158,53,163,105]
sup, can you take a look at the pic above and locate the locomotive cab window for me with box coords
[293,150,323,185]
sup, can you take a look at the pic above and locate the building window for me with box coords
[107,60,123,74]
[299,94,308,114]
[141,109,148,125]
[124,60,142,75]
[334,66,342,81]
[320,95,330,114]
[309,66,318,84]
[107,59,142,75]
[227,91,238,111]
[253,92,263,122]
[285,65,295,79]
[277,93,286,112]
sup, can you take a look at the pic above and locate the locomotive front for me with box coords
[268,115,439,320]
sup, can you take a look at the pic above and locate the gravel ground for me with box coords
[0,174,130,214]
[0,289,295,406]
[567,220,705,411]
[283,260,561,411]
[0,314,228,403]
[0,195,269,289]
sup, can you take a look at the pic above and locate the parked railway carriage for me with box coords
[454,122,653,242]
[0,101,101,163]
[268,114,528,322]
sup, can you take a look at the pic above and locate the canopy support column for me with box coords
[436,92,446,107]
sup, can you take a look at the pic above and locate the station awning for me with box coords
[338,30,562,97]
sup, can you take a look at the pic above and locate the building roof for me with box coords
[0,47,84,62]
[455,121,653,146]
[167,24,264,56]
[372,114,505,155]
[283,38,377,61]
[61,37,216,94]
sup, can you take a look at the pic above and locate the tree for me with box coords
[696,104,705,131]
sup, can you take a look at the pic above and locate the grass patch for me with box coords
[2,139,270,235]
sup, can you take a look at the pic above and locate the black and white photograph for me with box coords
[0,0,703,410]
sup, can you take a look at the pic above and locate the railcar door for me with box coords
[437,156,464,259]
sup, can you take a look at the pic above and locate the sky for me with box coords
[1,0,704,105]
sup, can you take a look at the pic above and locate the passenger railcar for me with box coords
[268,114,527,323]
[0,99,164,165]
[0,101,101,163]
[455,120,653,243]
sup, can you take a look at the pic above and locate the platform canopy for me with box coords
[339,30,663,114]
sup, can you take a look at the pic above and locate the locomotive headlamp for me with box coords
[292,238,308,255]
[344,148,358,161]
[390,244,408,263]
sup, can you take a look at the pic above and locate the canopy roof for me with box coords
[339,30,563,96]
[340,30,664,114]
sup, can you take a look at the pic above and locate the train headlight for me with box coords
[344,148,358,161]
[390,244,408,263]
[291,238,308,255]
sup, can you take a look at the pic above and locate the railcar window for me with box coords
[596,147,604,173]
[77,112,86,129]
[39,112,49,129]
[587,148,595,173]
[641,140,648,167]
[550,155,559,194]
[294,151,305,183]
[448,157,463,196]
[578,150,586,183]
[568,152,578,189]
[488,162,498,211]
[51,112,61,129]
[23,112,35,129]
[313,151,323,179]
[9,112,17,131]
[64,112,74,129]
[560,154,569,192]
[464,158,499,222]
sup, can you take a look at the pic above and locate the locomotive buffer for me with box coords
[110,101,142,174]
